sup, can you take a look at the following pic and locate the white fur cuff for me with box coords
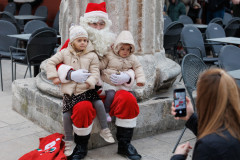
[58,64,72,83]
[124,69,135,87]
[72,123,93,136]
[115,117,137,128]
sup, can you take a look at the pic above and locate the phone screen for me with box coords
[174,88,186,117]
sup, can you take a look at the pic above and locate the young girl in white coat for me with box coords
[46,25,114,159]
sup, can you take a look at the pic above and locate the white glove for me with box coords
[71,69,91,83]
[110,72,130,85]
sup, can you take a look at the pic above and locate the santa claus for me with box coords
[56,2,141,160]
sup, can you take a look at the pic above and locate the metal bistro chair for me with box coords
[164,21,184,63]
[34,5,48,21]
[164,14,172,33]
[18,3,32,15]
[18,3,32,29]
[209,17,223,26]
[52,11,60,34]
[4,2,16,15]
[205,23,226,57]
[0,11,21,33]
[181,25,218,65]
[23,20,48,34]
[0,20,24,91]
[172,53,208,153]
[223,12,233,27]
[178,15,194,25]
[218,45,240,86]
[9,27,57,80]
[224,17,240,37]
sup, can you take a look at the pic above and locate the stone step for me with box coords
[12,77,185,149]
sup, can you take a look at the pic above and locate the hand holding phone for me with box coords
[173,88,186,117]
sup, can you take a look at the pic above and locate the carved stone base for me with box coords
[12,77,185,149]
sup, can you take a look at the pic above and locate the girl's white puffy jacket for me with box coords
[46,41,99,96]
[100,30,145,89]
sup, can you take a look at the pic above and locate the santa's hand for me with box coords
[71,69,91,83]
[52,77,61,85]
[110,72,130,85]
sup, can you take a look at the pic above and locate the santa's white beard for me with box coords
[82,23,116,58]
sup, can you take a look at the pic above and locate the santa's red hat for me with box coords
[80,2,112,29]
[83,2,108,20]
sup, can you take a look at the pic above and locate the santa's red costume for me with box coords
[57,2,141,160]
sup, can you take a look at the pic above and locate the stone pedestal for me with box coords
[12,75,185,149]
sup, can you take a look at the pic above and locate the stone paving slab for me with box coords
[0,132,49,160]
[0,60,31,93]
[0,109,28,124]
[86,130,196,160]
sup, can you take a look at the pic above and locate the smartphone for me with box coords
[173,88,186,117]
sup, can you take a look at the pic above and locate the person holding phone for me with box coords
[171,68,240,160]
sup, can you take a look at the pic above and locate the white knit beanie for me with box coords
[69,25,88,43]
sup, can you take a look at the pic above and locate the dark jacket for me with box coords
[207,0,226,11]
[167,0,186,21]
[171,114,240,160]
[233,4,240,18]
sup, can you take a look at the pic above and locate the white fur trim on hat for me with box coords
[69,25,88,43]
[57,64,72,83]
[115,117,137,128]
[84,11,108,20]
[72,122,93,136]
[80,16,112,29]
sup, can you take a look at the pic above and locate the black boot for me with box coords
[116,126,142,160]
[68,134,90,160]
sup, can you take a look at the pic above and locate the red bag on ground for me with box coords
[19,133,67,160]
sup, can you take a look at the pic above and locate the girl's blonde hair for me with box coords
[196,68,240,140]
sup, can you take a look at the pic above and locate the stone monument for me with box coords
[12,0,184,149]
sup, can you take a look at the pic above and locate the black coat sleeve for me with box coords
[170,154,186,160]
[185,113,198,136]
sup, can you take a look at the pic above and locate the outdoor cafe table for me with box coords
[14,15,45,21]
[184,24,208,29]
[8,34,61,41]
[184,24,208,33]
[7,33,61,77]
[206,37,240,45]
[227,69,240,80]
